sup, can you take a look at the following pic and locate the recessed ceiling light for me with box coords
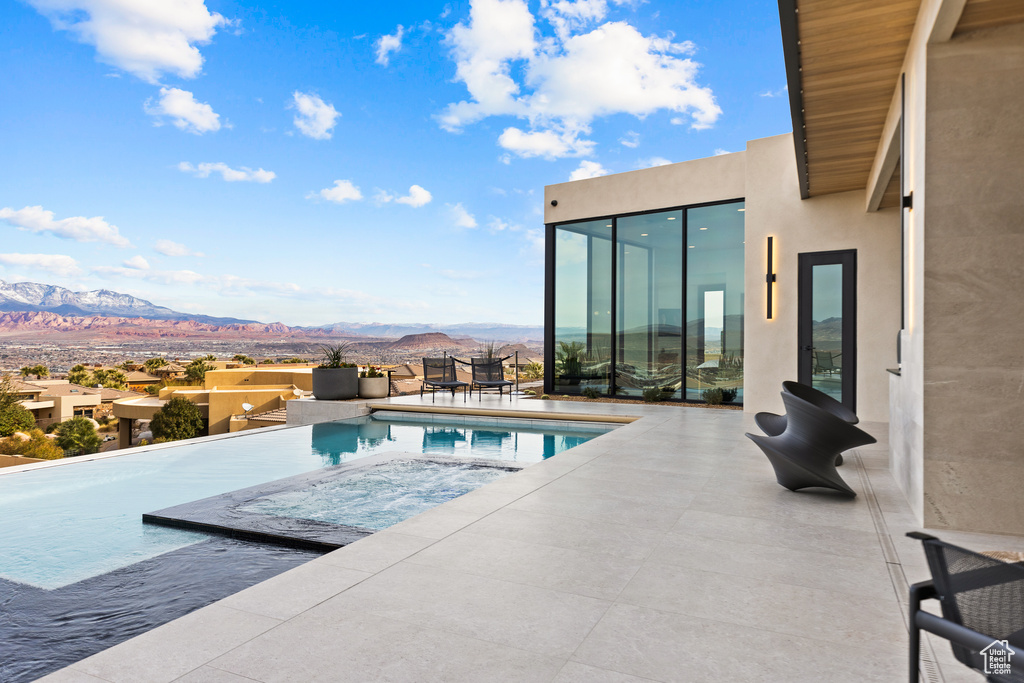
[640,233,648,237]
[737,208,745,212]
[688,245,695,249]
[606,224,612,227]
[699,227,707,230]
[667,217,676,220]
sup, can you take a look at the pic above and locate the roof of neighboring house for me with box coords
[96,387,147,401]
[125,371,162,383]
[11,380,45,394]
[153,363,186,373]
[38,383,101,397]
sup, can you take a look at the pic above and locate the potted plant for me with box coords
[311,343,358,400]
[358,365,389,399]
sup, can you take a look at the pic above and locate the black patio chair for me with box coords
[908,532,1024,682]
[420,357,468,403]
[754,380,860,465]
[745,391,875,496]
[469,356,513,401]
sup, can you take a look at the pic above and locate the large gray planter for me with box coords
[358,376,389,399]
[312,367,358,400]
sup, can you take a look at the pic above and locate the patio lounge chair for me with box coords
[421,357,468,403]
[754,380,860,465]
[745,391,875,496]
[908,532,1024,682]
[469,356,514,401]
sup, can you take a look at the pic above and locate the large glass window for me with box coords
[685,202,745,401]
[616,210,683,398]
[554,220,612,394]
[549,200,744,403]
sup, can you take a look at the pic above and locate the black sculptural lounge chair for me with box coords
[745,391,875,496]
[469,356,513,401]
[420,357,468,403]
[908,532,1024,682]
[754,380,860,465]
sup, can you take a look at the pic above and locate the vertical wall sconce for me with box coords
[766,236,776,319]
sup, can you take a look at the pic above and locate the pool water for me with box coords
[0,415,608,589]
[240,459,517,531]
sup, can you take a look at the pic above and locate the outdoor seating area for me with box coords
[39,392,1024,682]
[908,532,1024,682]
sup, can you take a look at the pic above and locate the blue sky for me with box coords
[0,0,790,326]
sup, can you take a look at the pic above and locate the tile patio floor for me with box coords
[40,395,1024,682]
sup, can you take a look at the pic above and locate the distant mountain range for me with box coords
[0,280,257,325]
[0,280,543,342]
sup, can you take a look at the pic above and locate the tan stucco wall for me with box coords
[204,368,313,392]
[544,152,746,224]
[743,135,901,423]
[917,22,1024,533]
[0,454,45,468]
[206,387,294,435]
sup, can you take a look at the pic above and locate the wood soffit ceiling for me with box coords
[954,0,1024,35]
[787,0,922,198]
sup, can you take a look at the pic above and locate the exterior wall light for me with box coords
[766,236,777,319]
[550,200,558,207]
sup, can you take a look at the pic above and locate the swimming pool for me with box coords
[0,414,610,589]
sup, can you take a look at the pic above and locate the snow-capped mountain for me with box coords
[0,280,256,325]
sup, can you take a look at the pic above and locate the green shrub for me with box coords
[701,387,724,405]
[539,394,550,400]
[721,388,738,403]
[522,362,543,381]
[0,404,35,437]
[0,429,63,459]
[150,397,205,442]
[642,387,663,403]
[54,417,102,456]
[522,389,535,396]
[581,386,601,399]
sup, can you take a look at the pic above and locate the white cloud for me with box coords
[375,25,405,66]
[0,205,131,247]
[123,255,149,269]
[440,2,721,159]
[396,185,432,207]
[521,228,546,264]
[639,156,673,167]
[498,126,594,159]
[375,185,432,207]
[0,253,83,277]
[145,87,222,134]
[449,203,478,228]
[154,239,204,257]
[291,91,340,140]
[26,0,225,83]
[759,84,788,98]
[178,162,275,183]
[569,159,608,180]
[713,148,730,156]
[486,216,522,232]
[311,180,363,204]
[620,130,640,148]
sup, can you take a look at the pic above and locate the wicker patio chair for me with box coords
[745,390,875,496]
[754,380,860,465]
[469,356,514,401]
[420,357,468,403]
[908,532,1024,682]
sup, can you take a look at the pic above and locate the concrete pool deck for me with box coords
[40,395,1024,682]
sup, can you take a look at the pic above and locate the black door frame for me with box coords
[797,249,857,411]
